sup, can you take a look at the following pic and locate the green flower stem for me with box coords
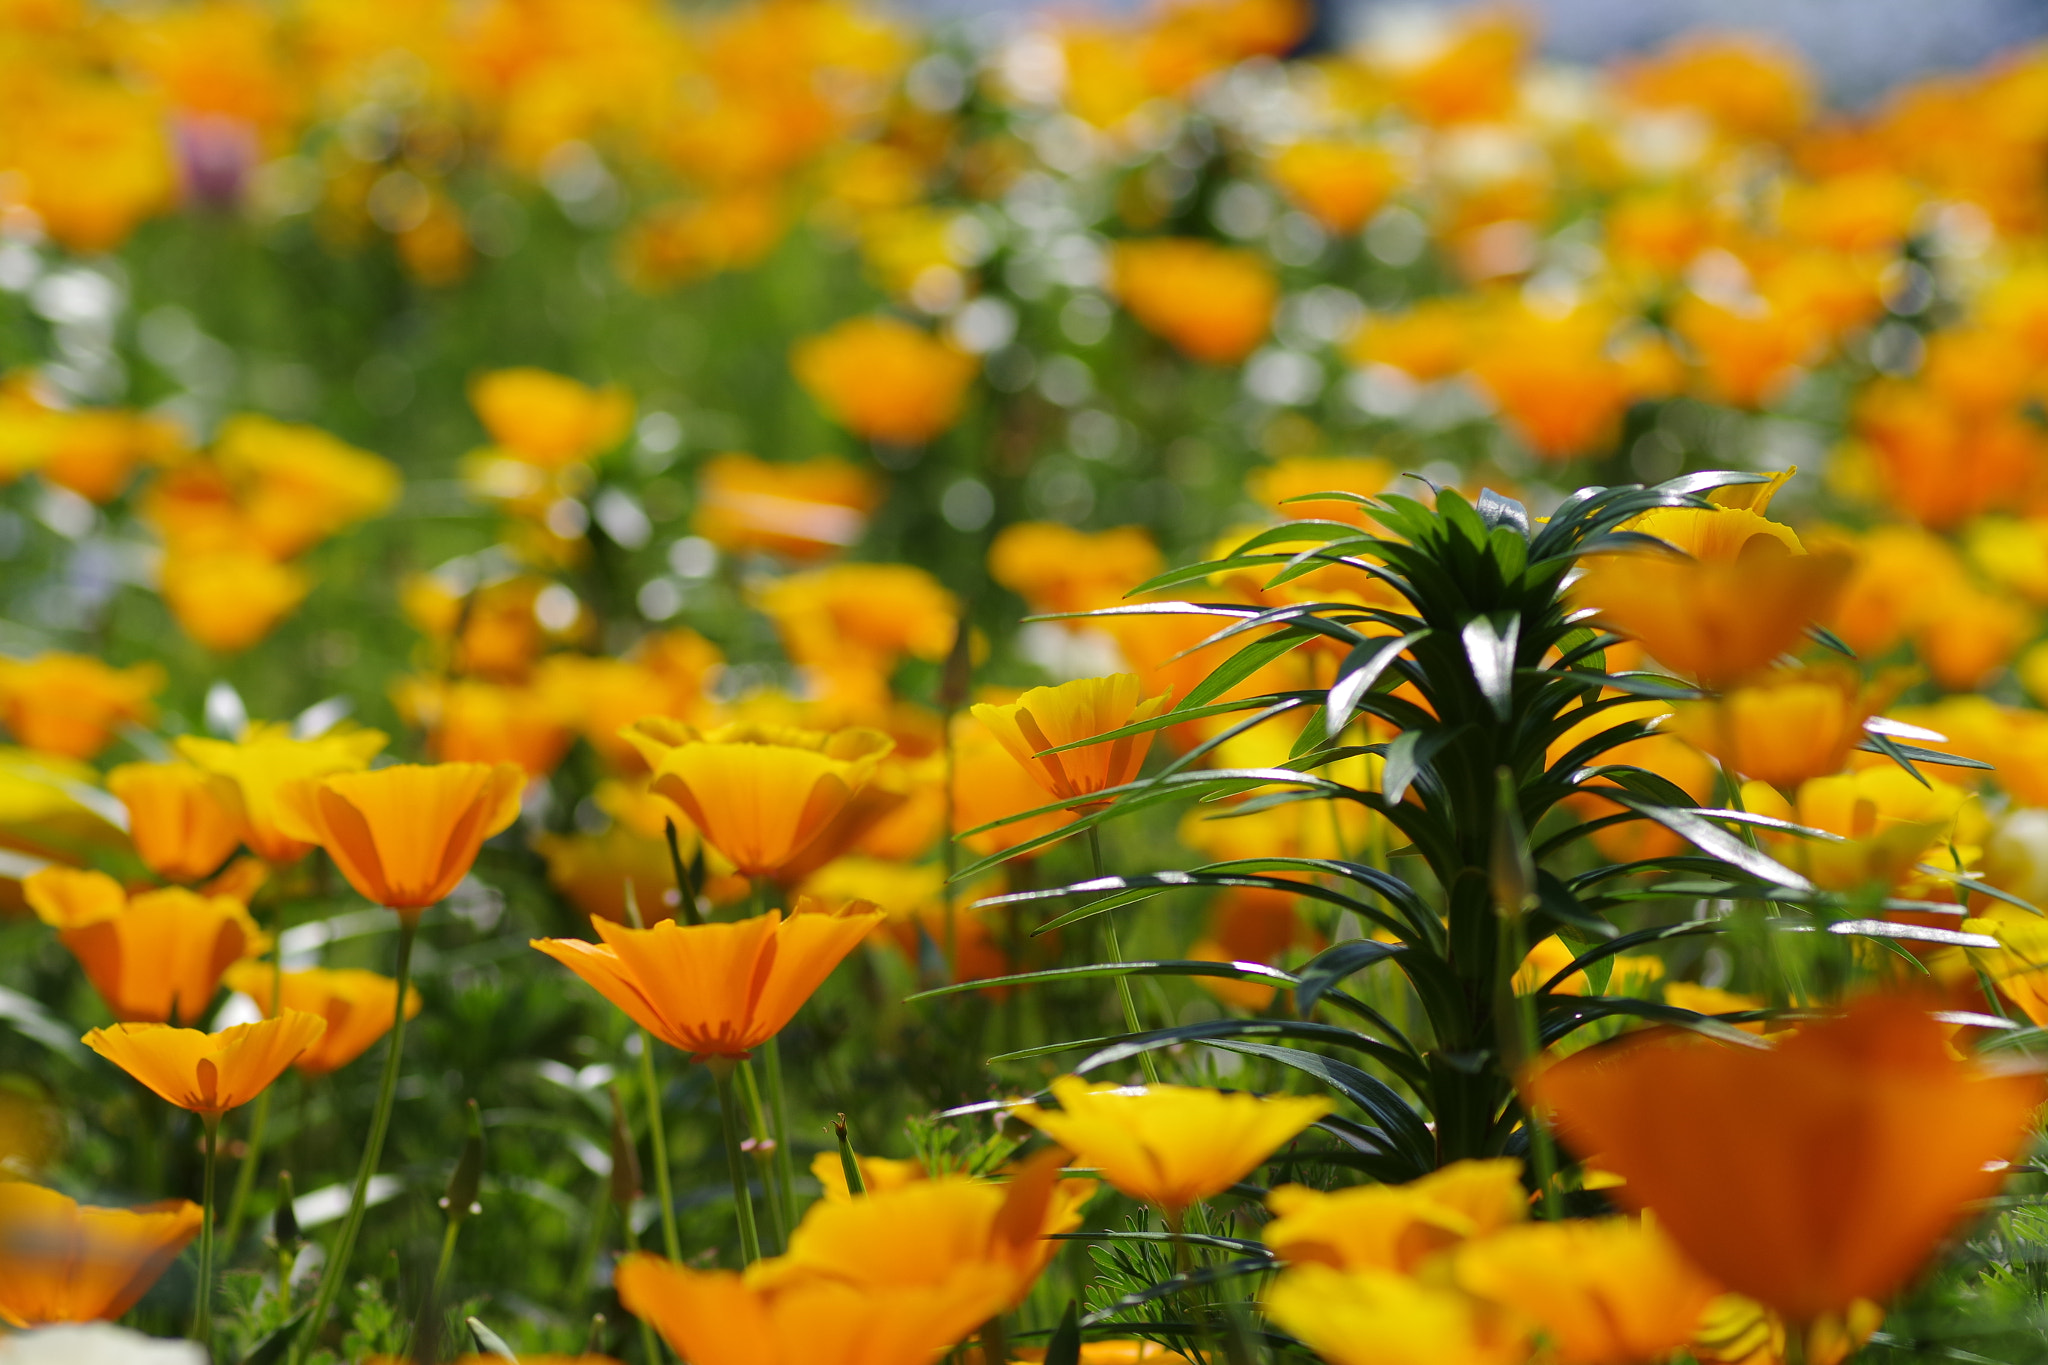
[708,1061,762,1265]
[426,1218,460,1321]
[737,1060,788,1253]
[190,1114,221,1346]
[760,1037,800,1246]
[1086,826,1160,1086]
[634,1032,684,1263]
[219,1084,270,1255]
[221,938,286,1251]
[746,879,802,1238]
[296,918,416,1358]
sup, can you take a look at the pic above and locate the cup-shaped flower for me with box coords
[531,899,884,1060]
[791,315,977,445]
[1572,546,1853,690]
[26,868,263,1025]
[222,963,422,1076]
[469,367,633,468]
[83,1012,327,1117]
[175,722,387,865]
[1264,1264,1525,1365]
[970,675,1172,812]
[630,722,893,878]
[0,1183,202,1327]
[1663,665,1907,790]
[1528,992,2043,1321]
[616,1249,1008,1365]
[690,452,879,563]
[1014,1076,1330,1212]
[0,654,162,761]
[106,761,243,882]
[159,550,310,654]
[275,761,524,911]
[615,1150,1081,1365]
[1742,766,1975,891]
[758,1148,1092,1309]
[1264,1158,1527,1272]
[1449,1217,1722,1365]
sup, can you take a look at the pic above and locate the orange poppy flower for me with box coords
[275,762,524,912]
[0,654,162,761]
[691,453,880,562]
[1450,1217,1722,1365]
[175,722,388,865]
[791,315,977,445]
[1111,239,1276,364]
[159,549,311,654]
[1267,142,1397,234]
[1529,992,2043,1321]
[391,676,573,777]
[469,367,633,469]
[629,722,893,878]
[532,898,884,1059]
[0,1182,203,1327]
[1264,1158,1527,1273]
[951,706,1078,857]
[1014,1075,1330,1212]
[971,675,1172,812]
[26,868,263,1025]
[106,761,243,883]
[1264,1263,1525,1365]
[987,522,1164,615]
[1572,548,1854,689]
[1663,665,1906,790]
[222,963,422,1076]
[83,1012,327,1116]
[617,1148,1087,1363]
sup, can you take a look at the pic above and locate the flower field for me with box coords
[9,0,2048,1361]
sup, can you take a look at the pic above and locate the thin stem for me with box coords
[1499,911,1562,1221]
[761,1037,800,1246]
[429,1219,460,1312]
[296,919,417,1357]
[223,928,286,1251]
[623,876,684,1264]
[1087,826,1160,1086]
[710,1063,762,1265]
[220,1084,270,1253]
[635,1035,683,1263]
[191,1114,221,1346]
[747,879,802,1238]
[737,1060,787,1252]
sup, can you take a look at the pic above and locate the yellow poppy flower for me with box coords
[1014,1075,1330,1212]
[106,761,244,883]
[175,722,387,866]
[222,963,422,1076]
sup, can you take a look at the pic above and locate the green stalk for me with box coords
[219,1085,270,1253]
[190,1114,221,1346]
[623,879,684,1263]
[748,879,801,1238]
[426,1219,460,1318]
[295,920,417,1358]
[761,1037,800,1244]
[738,1060,788,1251]
[222,935,286,1251]
[708,1061,762,1265]
[634,1036,683,1263]
[1086,827,1159,1085]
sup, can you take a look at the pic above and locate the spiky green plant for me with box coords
[926,473,2004,1346]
